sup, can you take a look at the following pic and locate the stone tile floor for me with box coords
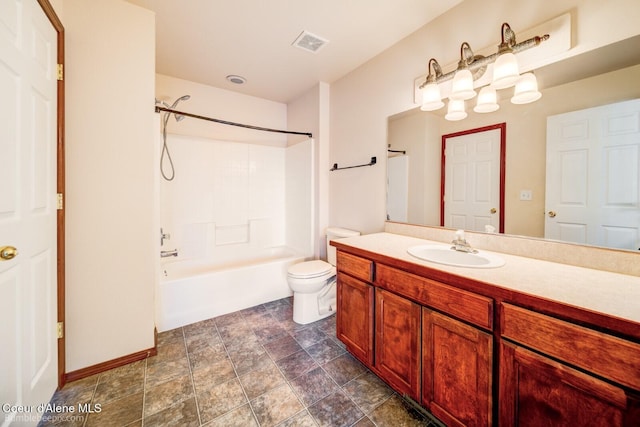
[41,297,440,426]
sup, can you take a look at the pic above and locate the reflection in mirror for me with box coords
[441,124,505,234]
[386,36,640,251]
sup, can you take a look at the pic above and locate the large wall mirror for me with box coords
[387,35,640,251]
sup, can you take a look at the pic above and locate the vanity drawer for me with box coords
[501,303,640,390]
[376,264,493,330]
[337,251,374,283]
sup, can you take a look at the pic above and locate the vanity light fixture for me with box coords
[445,99,468,121]
[474,86,499,113]
[418,22,549,120]
[420,58,444,111]
[450,42,478,101]
[491,23,521,89]
[511,72,542,104]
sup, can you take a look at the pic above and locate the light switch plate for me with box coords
[520,190,533,201]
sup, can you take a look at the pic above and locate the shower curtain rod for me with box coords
[155,106,313,138]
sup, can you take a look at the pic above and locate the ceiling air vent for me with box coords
[292,30,329,53]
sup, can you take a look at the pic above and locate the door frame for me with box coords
[36,0,65,389]
[441,123,506,233]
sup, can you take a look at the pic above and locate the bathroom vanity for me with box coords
[333,232,640,426]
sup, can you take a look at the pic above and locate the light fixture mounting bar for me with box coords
[419,31,549,89]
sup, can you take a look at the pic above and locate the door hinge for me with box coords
[57,193,63,210]
[57,63,63,81]
[57,322,64,339]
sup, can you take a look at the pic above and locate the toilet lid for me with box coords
[288,260,333,279]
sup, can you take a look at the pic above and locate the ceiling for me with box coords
[125,0,463,103]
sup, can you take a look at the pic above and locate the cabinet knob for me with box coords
[490,208,497,214]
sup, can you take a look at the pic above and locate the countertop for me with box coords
[333,232,640,327]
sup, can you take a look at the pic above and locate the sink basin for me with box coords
[407,245,505,268]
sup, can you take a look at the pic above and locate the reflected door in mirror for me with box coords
[545,99,640,250]
[387,155,409,222]
[442,124,505,233]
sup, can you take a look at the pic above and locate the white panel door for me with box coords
[444,129,501,232]
[0,0,58,425]
[546,99,640,250]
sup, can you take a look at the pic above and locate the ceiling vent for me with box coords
[292,30,329,53]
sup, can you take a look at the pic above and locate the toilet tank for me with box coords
[326,227,360,266]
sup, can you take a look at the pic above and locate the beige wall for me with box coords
[156,74,288,146]
[330,0,640,235]
[63,0,156,372]
[287,83,331,258]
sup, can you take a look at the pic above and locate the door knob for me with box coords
[490,208,497,214]
[0,246,18,260]
[548,211,557,218]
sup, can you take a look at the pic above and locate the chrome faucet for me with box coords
[161,249,178,258]
[451,229,477,253]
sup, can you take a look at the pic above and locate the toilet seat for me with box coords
[288,260,333,279]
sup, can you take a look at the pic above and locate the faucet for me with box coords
[451,229,478,253]
[161,249,178,258]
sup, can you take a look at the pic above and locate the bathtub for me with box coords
[156,246,305,332]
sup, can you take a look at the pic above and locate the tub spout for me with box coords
[161,249,178,258]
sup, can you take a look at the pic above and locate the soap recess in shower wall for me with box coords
[215,223,250,246]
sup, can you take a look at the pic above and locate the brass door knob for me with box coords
[0,246,18,260]
[548,211,557,218]
[490,208,497,214]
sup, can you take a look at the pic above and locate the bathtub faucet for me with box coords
[160,228,171,246]
[160,249,178,258]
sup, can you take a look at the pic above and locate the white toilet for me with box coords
[288,227,360,324]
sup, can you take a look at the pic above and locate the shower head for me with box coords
[170,94,191,109]
[168,95,190,121]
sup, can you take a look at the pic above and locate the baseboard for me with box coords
[64,329,158,384]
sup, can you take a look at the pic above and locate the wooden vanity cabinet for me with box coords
[335,252,374,365]
[423,309,493,427]
[500,342,629,426]
[499,303,640,426]
[335,246,640,427]
[376,263,494,426]
[374,288,421,400]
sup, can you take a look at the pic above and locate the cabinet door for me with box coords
[336,272,374,365]
[500,341,629,427]
[374,289,421,400]
[423,309,493,427]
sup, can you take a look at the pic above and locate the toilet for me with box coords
[288,227,360,324]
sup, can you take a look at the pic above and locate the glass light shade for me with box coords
[450,68,476,100]
[474,86,499,113]
[511,72,542,104]
[445,99,467,121]
[491,51,520,89]
[420,82,444,111]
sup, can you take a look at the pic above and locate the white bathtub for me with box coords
[156,246,305,332]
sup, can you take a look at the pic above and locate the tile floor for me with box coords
[41,297,440,426]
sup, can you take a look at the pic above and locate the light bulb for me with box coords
[511,73,542,104]
[474,86,499,113]
[421,82,444,111]
[492,51,520,89]
[445,99,467,121]
[450,68,476,100]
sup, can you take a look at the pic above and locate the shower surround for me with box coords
[157,133,314,331]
